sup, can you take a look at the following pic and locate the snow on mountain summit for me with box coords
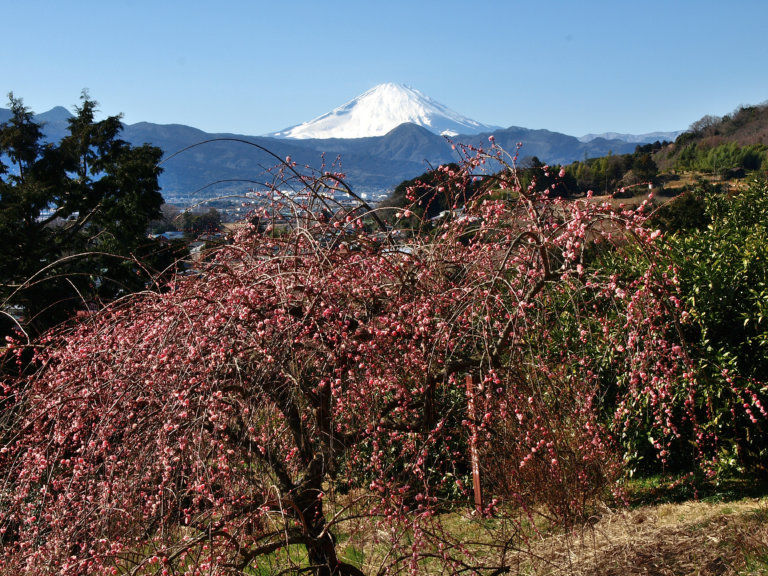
[271,83,497,139]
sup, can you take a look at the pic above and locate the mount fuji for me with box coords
[271,83,499,139]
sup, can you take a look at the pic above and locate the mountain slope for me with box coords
[271,83,498,139]
[456,126,638,165]
[0,106,73,142]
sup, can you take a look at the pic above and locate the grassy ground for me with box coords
[510,478,768,576]
[318,478,768,576]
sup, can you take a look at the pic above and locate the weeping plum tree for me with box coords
[0,143,749,575]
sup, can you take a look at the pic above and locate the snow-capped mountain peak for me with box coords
[270,83,497,139]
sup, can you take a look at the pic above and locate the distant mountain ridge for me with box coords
[1,87,683,203]
[131,123,643,203]
[579,130,683,143]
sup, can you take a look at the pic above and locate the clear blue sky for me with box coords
[4,0,768,137]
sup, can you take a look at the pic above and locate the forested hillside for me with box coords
[657,103,768,177]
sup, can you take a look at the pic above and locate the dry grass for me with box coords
[658,172,752,194]
[586,170,753,212]
[515,497,768,575]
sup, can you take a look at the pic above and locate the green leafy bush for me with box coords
[668,179,768,473]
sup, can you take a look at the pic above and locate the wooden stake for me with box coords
[465,374,482,511]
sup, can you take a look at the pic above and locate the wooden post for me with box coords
[465,374,482,511]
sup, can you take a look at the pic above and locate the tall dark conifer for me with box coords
[0,92,165,338]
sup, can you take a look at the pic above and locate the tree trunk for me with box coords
[305,531,341,576]
[302,496,342,576]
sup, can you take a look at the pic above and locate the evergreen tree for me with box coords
[0,92,164,337]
